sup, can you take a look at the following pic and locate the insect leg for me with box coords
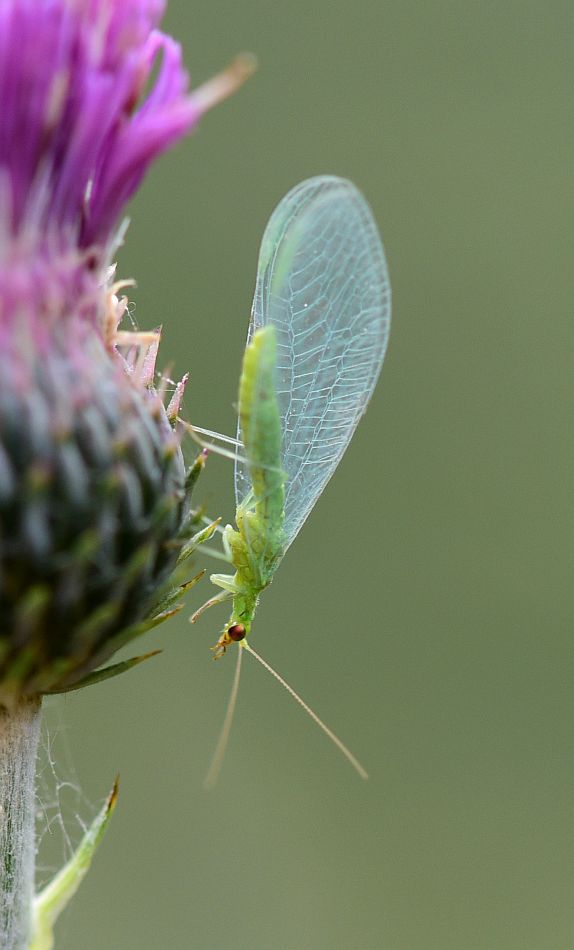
[178,419,251,466]
[221,528,233,561]
[209,573,241,594]
[189,589,232,624]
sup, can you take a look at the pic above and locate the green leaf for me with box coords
[28,779,119,950]
[151,570,206,615]
[44,650,162,695]
[178,518,221,562]
[184,451,207,493]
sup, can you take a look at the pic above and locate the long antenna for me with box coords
[243,642,368,780]
[203,645,243,790]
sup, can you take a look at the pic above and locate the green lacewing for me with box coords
[193,176,391,780]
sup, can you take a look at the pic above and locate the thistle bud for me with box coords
[0,315,190,699]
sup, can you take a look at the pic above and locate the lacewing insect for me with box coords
[192,176,391,782]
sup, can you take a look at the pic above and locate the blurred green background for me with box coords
[41,1,574,948]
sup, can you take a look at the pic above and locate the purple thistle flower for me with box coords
[0,0,253,329]
[0,0,248,247]
[0,0,253,700]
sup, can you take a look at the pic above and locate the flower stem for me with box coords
[0,698,41,950]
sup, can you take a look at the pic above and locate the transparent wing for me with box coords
[235,176,391,550]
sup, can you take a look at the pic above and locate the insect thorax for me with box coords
[226,508,283,593]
